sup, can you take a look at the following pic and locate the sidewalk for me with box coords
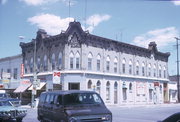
[107,103,180,108]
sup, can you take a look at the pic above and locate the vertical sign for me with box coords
[53,71,61,84]
[20,64,24,78]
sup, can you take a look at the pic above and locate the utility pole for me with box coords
[175,37,180,102]
[31,39,37,108]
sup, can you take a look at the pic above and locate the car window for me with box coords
[64,93,102,105]
[45,94,50,103]
[39,93,46,103]
[0,101,12,106]
[49,94,54,104]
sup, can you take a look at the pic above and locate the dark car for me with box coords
[0,100,27,122]
[37,90,112,122]
[157,112,180,122]
[0,93,21,107]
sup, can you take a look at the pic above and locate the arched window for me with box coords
[106,81,110,100]
[159,65,162,78]
[148,63,151,77]
[37,57,41,71]
[75,52,80,69]
[69,52,74,69]
[142,62,145,76]
[88,80,92,89]
[96,81,101,94]
[153,64,156,77]
[129,60,132,75]
[114,82,118,104]
[114,57,118,73]
[58,52,62,69]
[25,60,28,73]
[129,82,132,91]
[122,82,127,101]
[52,53,55,71]
[136,61,139,75]
[163,66,166,78]
[88,53,93,70]
[30,57,33,73]
[44,55,47,71]
[122,58,126,74]
[106,56,110,72]
[97,54,101,71]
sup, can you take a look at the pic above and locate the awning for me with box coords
[14,83,31,93]
[28,82,46,90]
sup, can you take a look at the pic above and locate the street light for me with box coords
[31,39,37,108]
[174,37,180,102]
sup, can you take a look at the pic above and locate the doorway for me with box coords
[68,83,80,90]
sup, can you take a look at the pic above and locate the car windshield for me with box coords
[0,101,12,106]
[64,93,103,105]
[0,93,10,98]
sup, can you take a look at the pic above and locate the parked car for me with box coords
[38,90,112,122]
[0,100,27,122]
[157,112,180,122]
[0,93,21,107]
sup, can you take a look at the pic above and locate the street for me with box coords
[20,103,180,122]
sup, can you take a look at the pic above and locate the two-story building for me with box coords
[20,21,170,105]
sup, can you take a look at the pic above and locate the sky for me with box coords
[0,0,180,75]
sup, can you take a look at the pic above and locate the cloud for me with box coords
[0,0,8,5]
[85,14,111,32]
[172,0,180,6]
[28,13,74,35]
[132,27,179,49]
[28,13,111,35]
[19,0,60,6]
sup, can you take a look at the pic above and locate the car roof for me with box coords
[42,90,97,95]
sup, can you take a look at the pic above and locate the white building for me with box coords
[1,21,169,106]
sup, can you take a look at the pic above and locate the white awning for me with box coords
[14,83,31,93]
[28,82,46,90]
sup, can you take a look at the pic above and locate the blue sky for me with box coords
[0,0,180,75]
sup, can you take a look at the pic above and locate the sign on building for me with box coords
[20,64,24,78]
[53,71,61,84]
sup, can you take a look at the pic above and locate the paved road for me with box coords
[21,104,180,122]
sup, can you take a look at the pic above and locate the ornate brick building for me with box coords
[20,21,170,105]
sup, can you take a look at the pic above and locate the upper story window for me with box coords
[159,65,162,78]
[142,62,145,76]
[88,53,93,70]
[122,58,126,74]
[153,64,156,77]
[75,52,80,69]
[13,68,18,79]
[37,57,41,71]
[114,57,118,73]
[44,55,48,71]
[106,56,110,72]
[163,66,166,78]
[58,52,62,69]
[25,60,28,73]
[30,57,33,73]
[97,54,101,71]
[52,53,55,71]
[136,61,139,75]
[129,60,132,75]
[70,52,74,69]
[148,63,151,77]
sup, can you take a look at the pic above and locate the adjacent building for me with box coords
[19,21,170,105]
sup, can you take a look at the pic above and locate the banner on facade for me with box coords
[20,64,24,78]
[136,82,146,95]
[53,71,61,84]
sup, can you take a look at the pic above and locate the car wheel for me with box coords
[16,118,22,122]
